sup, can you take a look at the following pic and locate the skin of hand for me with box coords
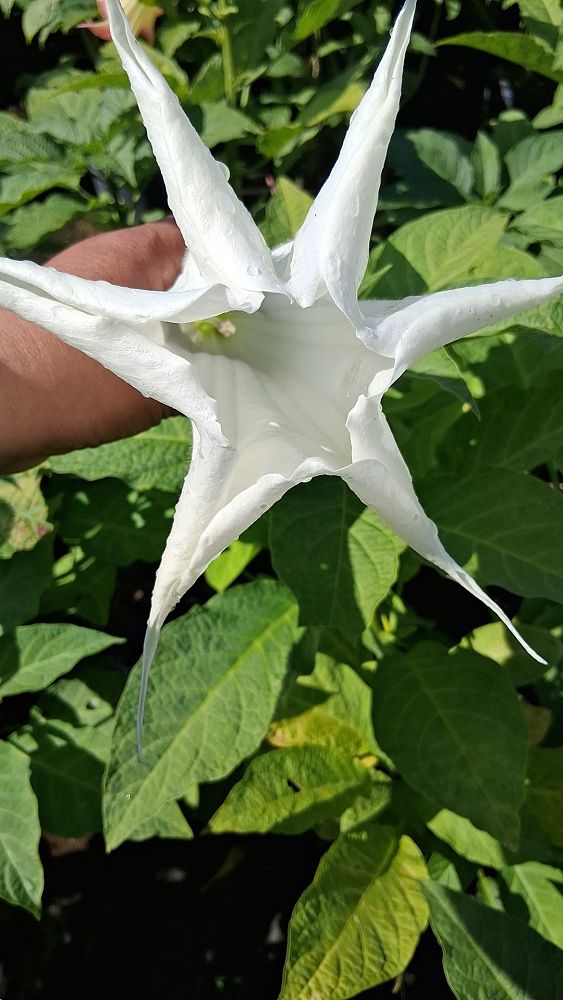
[0,217,185,474]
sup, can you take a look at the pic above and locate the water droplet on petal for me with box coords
[247,264,261,278]
[259,503,268,512]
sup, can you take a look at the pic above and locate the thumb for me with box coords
[48,217,186,291]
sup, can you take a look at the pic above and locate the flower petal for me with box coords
[343,396,545,663]
[0,256,261,325]
[288,0,416,317]
[0,264,229,439]
[361,274,563,392]
[138,391,333,756]
[106,0,281,295]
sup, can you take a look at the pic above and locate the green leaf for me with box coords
[0,624,122,698]
[0,472,51,558]
[39,547,116,626]
[513,194,563,246]
[12,715,112,839]
[426,805,555,870]
[103,581,300,850]
[204,538,262,593]
[0,741,43,918]
[47,416,191,493]
[437,372,563,473]
[0,165,82,217]
[280,826,428,998]
[464,621,558,688]
[0,538,53,635]
[22,0,96,43]
[270,478,404,638]
[231,0,287,74]
[372,644,528,845]
[59,481,174,567]
[424,883,563,1000]
[472,130,502,202]
[0,111,64,165]
[262,177,313,247]
[419,469,563,602]
[366,205,507,298]
[501,862,563,949]
[294,0,344,41]
[500,132,563,210]
[198,102,259,148]
[127,799,193,843]
[0,193,87,252]
[389,128,475,204]
[438,32,563,83]
[269,653,376,756]
[209,747,371,835]
[38,665,124,727]
[526,746,563,847]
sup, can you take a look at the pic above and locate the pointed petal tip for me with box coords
[136,621,161,763]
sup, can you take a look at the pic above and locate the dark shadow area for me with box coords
[0,831,454,1000]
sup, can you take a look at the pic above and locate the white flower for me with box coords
[1,0,560,750]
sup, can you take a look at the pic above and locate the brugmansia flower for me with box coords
[80,0,162,42]
[1,0,561,749]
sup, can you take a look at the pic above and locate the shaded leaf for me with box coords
[270,478,404,638]
[501,862,563,949]
[425,883,563,1000]
[420,469,563,602]
[372,644,528,844]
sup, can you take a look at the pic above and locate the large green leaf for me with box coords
[0,472,51,558]
[269,654,376,756]
[280,825,428,999]
[104,581,300,850]
[438,32,563,82]
[0,624,122,698]
[501,862,563,949]
[270,478,404,638]
[419,469,563,601]
[425,883,563,1000]
[526,746,563,846]
[0,741,43,918]
[209,747,371,835]
[59,481,174,567]
[372,644,528,845]
[48,416,191,493]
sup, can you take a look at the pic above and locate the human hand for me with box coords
[0,218,185,473]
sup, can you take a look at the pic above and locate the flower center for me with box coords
[184,313,237,346]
